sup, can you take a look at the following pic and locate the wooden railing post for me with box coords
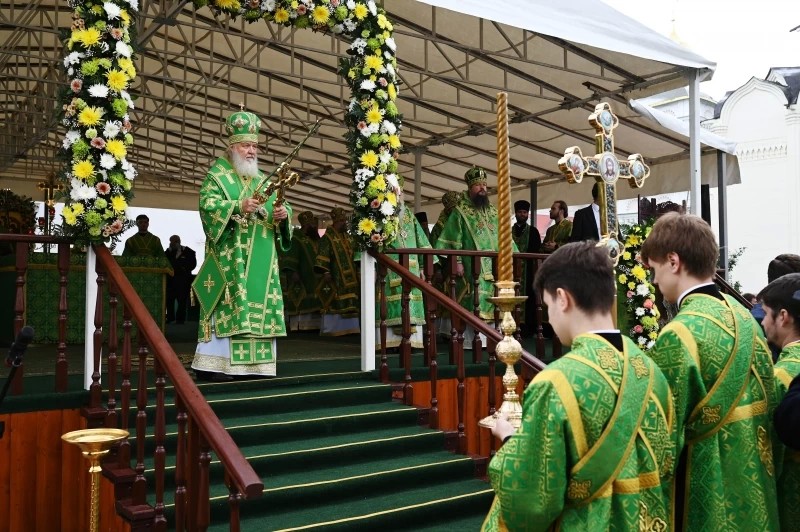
[423,255,439,429]
[118,300,133,469]
[11,241,28,395]
[132,335,149,505]
[471,255,482,361]
[174,394,188,532]
[225,471,243,532]
[153,357,167,530]
[84,254,106,425]
[399,254,413,406]
[197,434,212,532]
[106,277,119,428]
[55,242,70,392]
[377,261,389,381]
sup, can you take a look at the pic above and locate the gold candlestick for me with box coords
[496,92,512,282]
[62,428,129,532]
[479,280,526,430]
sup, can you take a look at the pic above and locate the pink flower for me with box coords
[96,182,111,195]
[331,0,339,6]
[109,219,124,233]
[90,137,106,149]
[626,291,634,299]
[357,121,367,130]
[633,325,643,334]
[71,79,83,93]
[643,299,653,309]
[370,233,382,242]
[110,28,124,40]
[122,120,131,133]
[378,77,388,87]
[296,4,307,14]
[370,199,380,208]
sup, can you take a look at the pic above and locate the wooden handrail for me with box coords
[92,244,263,500]
[369,250,546,373]
[714,272,752,309]
[0,234,73,244]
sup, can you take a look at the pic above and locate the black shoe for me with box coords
[210,372,234,382]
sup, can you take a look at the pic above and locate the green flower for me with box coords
[334,6,348,20]
[367,38,381,50]
[124,133,134,145]
[387,159,398,173]
[109,172,126,185]
[361,29,370,38]
[81,60,99,76]
[295,16,310,29]
[111,99,128,117]
[368,134,381,147]
[94,198,107,209]
[374,89,387,101]
[85,211,102,227]
[72,140,90,160]
[384,102,398,118]
[89,226,102,237]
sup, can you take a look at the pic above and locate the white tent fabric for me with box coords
[629,99,736,154]
[417,0,716,70]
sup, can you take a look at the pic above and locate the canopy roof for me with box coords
[0,0,717,217]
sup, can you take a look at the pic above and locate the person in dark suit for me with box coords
[165,235,197,324]
[775,374,800,450]
[569,182,600,242]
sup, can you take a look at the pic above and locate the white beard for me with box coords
[230,150,260,179]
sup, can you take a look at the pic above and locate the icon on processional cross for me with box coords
[557,102,651,264]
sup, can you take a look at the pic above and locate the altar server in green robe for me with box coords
[483,241,674,531]
[757,272,800,531]
[122,214,164,257]
[315,207,360,336]
[191,109,292,381]
[281,210,322,331]
[641,212,779,531]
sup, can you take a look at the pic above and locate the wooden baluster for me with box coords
[106,277,119,428]
[377,261,389,381]
[197,434,212,532]
[118,301,133,468]
[186,417,200,532]
[399,254,413,406]
[448,255,461,366]
[512,257,522,341]
[486,337,498,455]
[226,471,242,532]
[88,255,106,417]
[423,255,439,429]
[456,317,467,455]
[55,242,70,392]
[11,241,28,395]
[153,357,167,530]
[534,259,547,363]
[493,258,501,334]
[174,394,188,532]
[471,255,482,362]
[132,335,149,505]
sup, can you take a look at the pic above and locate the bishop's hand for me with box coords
[273,205,288,221]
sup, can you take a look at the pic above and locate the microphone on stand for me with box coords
[6,326,34,368]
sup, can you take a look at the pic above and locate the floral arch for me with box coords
[59,0,401,250]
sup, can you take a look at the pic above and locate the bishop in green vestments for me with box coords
[642,213,779,531]
[281,210,322,331]
[757,273,800,532]
[191,110,292,379]
[429,190,460,247]
[315,207,360,336]
[484,243,674,531]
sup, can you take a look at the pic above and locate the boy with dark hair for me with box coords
[482,242,674,531]
[757,272,800,530]
[641,212,779,531]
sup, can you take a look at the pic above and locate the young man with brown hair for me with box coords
[483,242,674,531]
[757,272,800,531]
[641,212,779,531]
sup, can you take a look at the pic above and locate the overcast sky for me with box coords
[603,0,800,99]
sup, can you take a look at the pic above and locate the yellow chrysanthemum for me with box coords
[387,83,397,101]
[111,195,127,212]
[106,69,129,92]
[215,0,241,9]
[77,28,102,47]
[622,251,631,261]
[388,135,401,149]
[118,58,136,78]
[358,218,377,234]
[78,106,103,127]
[274,8,290,23]
[62,207,77,226]
[365,105,383,125]
[377,14,389,29]
[119,10,130,25]
[360,150,379,169]
[373,174,386,190]
[364,54,383,71]
[648,332,658,340]
[631,264,647,281]
[312,6,330,24]
[627,235,640,246]
[353,3,368,20]
[386,191,397,206]
[347,69,357,79]
[627,282,636,290]
[618,274,628,284]
[106,139,127,160]
[71,203,85,216]
[73,159,96,180]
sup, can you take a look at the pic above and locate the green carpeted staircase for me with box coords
[139,353,494,531]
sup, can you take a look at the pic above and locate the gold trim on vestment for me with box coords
[661,321,700,368]
[612,470,662,494]
[537,370,589,457]
[776,367,793,388]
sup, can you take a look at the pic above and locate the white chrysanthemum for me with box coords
[360,80,376,91]
[636,283,649,296]
[66,130,81,143]
[70,179,98,201]
[125,0,139,10]
[360,127,372,138]
[120,90,134,109]
[332,24,344,34]
[121,158,137,180]
[99,42,110,53]
[380,120,396,135]
[367,0,377,15]
[380,201,394,216]
[346,0,355,8]
[100,153,117,169]
[343,19,356,32]
[88,84,110,98]
[385,37,396,52]
[355,168,375,180]
[635,307,645,317]
[385,174,399,190]
[367,123,380,135]
[637,336,647,345]
[261,0,275,9]
[64,52,84,67]
[103,121,121,138]
[646,340,655,349]
[379,151,393,164]
[348,98,359,111]
[116,41,132,58]
[384,51,393,60]
[104,2,122,19]
[385,63,396,79]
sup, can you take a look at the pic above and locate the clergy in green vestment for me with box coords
[191,109,292,381]
[641,213,780,531]
[429,190,460,247]
[122,214,165,257]
[757,272,800,532]
[315,207,360,336]
[483,242,674,531]
[434,166,515,349]
[540,200,572,253]
[377,177,435,349]
[281,210,322,331]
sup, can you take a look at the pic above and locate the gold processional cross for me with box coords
[38,172,63,237]
[557,102,651,264]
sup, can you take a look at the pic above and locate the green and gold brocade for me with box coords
[314,227,359,317]
[775,343,800,532]
[483,334,674,531]
[543,219,572,250]
[122,232,164,257]
[191,156,292,366]
[280,231,321,316]
[650,293,780,531]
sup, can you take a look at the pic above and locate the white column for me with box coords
[688,69,702,215]
[84,246,98,390]
[413,149,422,214]
[786,107,800,251]
[360,253,376,372]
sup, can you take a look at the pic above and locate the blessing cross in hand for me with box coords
[557,102,651,263]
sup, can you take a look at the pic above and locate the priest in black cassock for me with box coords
[512,200,541,336]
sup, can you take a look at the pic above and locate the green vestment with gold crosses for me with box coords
[650,292,780,531]
[482,334,674,531]
[774,343,800,532]
[315,227,359,317]
[191,156,292,376]
[434,192,515,321]
[280,230,321,317]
